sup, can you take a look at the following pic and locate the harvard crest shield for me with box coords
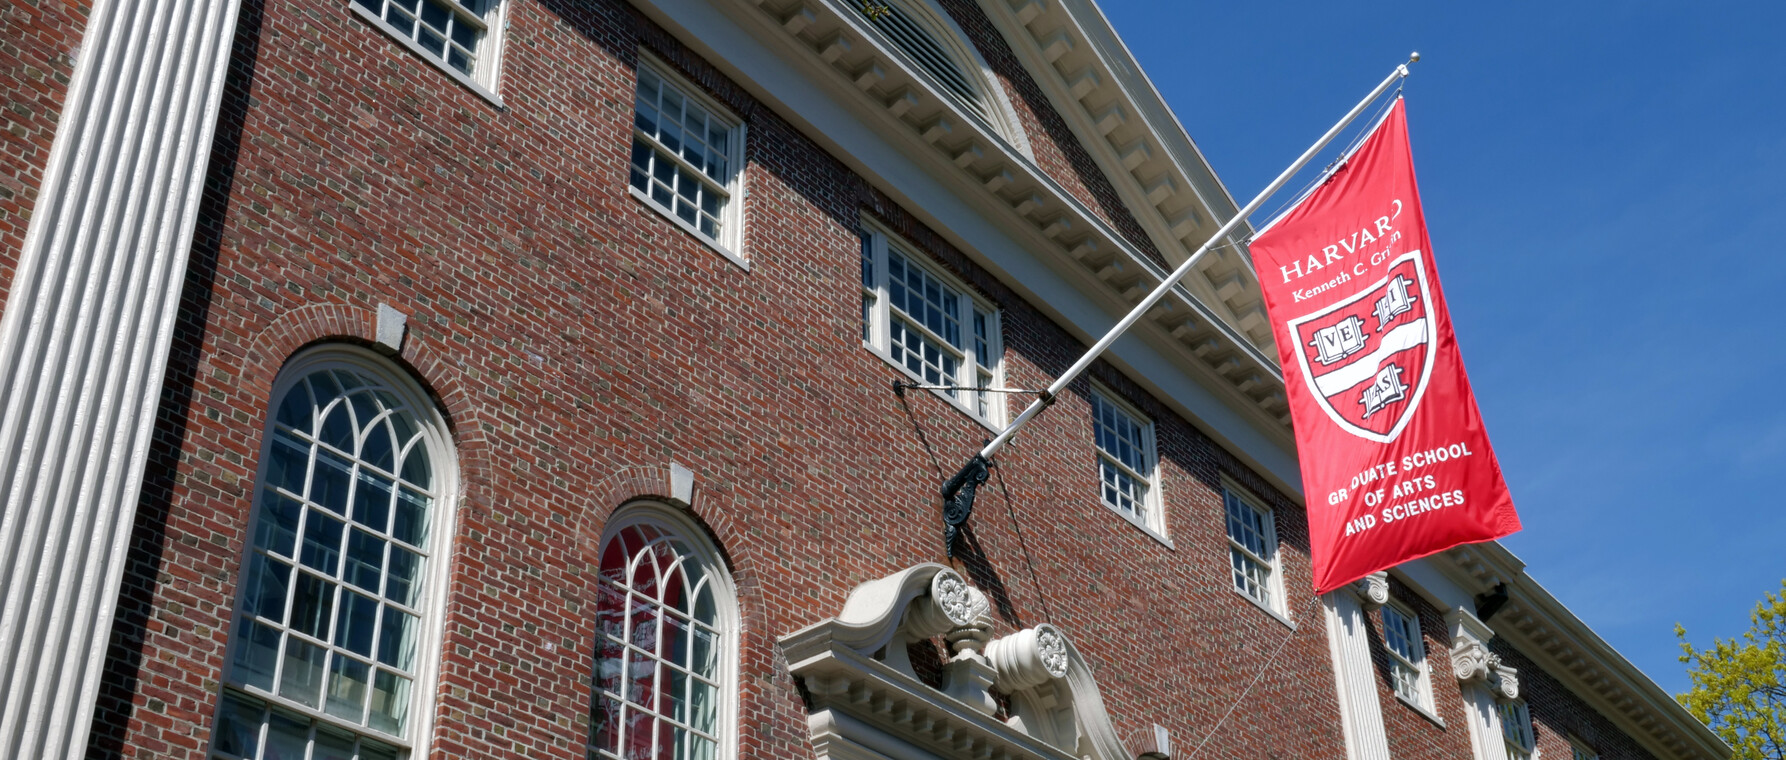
[1287,251,1435,443]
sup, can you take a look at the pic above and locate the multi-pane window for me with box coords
[630,62,745,258]
[860,226,1003,426]
[350,0,505,88]
[1500,700,1536,760]
[1090,390,1162,534]
[1571,739,1600,760]
[1224,487,1282,614]
[211,351,450,759]
[590,510,734,760]
[1381,604,1429,707]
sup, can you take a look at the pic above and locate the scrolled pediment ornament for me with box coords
[780,563,1138,760]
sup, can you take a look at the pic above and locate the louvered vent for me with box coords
[856,2,991,122]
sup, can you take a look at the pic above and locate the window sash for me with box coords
[352,0,497,78]
[1224,489,1279,607]
[632,126,734,202]
[860,228,1001,423]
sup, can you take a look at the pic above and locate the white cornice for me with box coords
[655,0,1295,446]
[977,0,1274,352]
[1425,546,1730,760]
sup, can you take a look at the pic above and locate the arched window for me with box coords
[209,346,456,760]
[852,0,1029,151]
[588,504,737,760]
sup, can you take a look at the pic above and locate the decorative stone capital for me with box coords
[988,623,1070,692]
[1347,571,1390,609]
[1450,639,1519,699]
[1490,663,1519,701]
[1450,638,1500,683]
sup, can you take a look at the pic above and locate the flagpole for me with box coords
[938,53,1419,556]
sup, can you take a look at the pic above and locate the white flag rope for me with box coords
[938,54,1421,557]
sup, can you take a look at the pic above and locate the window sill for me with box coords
[1232,586,1296,631]
[628,185,749,271]
[1396,692,1446,728]
[348,3,505,109]
[1100,502,1174,549]
[865,342,1003,434]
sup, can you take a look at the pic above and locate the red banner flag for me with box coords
[1249,99,1520,593]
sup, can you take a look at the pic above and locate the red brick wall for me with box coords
[1493,640,1662,760]
[87,1,1393,759]
[0,0,87,315]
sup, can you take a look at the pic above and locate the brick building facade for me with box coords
[0,0,1730,759]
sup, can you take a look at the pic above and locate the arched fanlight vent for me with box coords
[854,1,993,124]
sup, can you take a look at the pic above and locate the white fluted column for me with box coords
[1448,608,1519,760]
[0,0,243,753]
[1322,572,1391,760]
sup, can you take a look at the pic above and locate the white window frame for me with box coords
[588,501,741,760]
[1222,480,1288,623]
[348,0,509,105]
[629,53,748,268]
[859,219,1005,429]
[209,344,459,759]
[1500,699,1537,760]
[1088,385,1168,543]
[1381,602,1436,713]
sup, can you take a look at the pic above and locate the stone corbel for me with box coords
[1346,571,1390,610]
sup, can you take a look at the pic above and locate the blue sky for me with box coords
[1097,0,1786,694]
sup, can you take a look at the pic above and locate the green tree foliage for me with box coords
[1677,580,1786,760]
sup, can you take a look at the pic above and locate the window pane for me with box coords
[242,554,293,622]
[232,618,283,693]
[265,437,309,496]
[213,692,263,758]
[325,655,372,721]
[393,488,430,546]
[370,670,411,734]
[288,571,336,641]
[377,605,419,670]
[278,637,327,707]
[265,711,310,759]
[300,511,345,575]
[312,450,353,515]
[256,491,304,557]
[335,590,380,657]
[344,529,386,592]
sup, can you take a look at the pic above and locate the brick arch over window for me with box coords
[241,303,493,498]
